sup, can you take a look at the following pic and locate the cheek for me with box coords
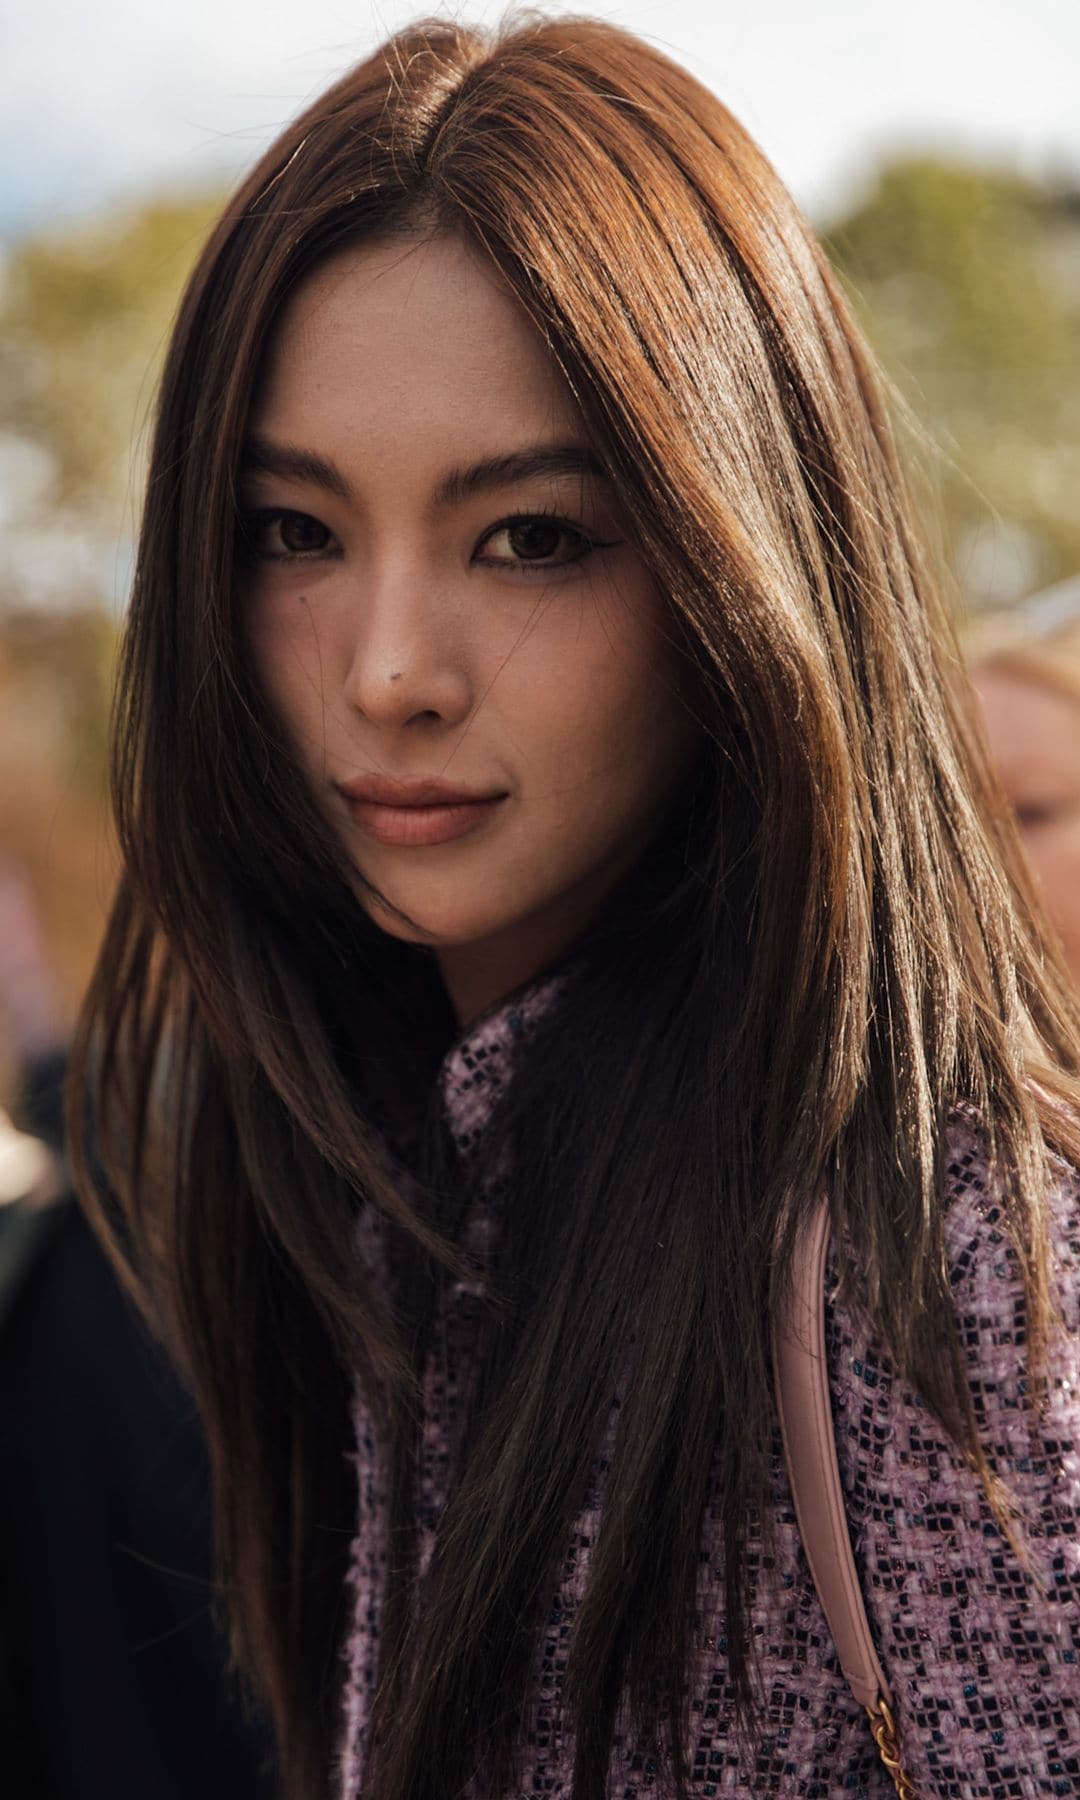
[1028,818,1080,922]
[510,601,699,839]
[1018,816,1080,981]
[522,583,690,757]
[582,610,700,795]
[246,596,329,752]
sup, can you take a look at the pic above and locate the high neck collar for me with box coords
[438,967,567,1164]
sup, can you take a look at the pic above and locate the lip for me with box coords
[337,775,505,808]
[335,775,509,848]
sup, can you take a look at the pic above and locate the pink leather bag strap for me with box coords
[772,1197,921,1796]
[770,1192,891,1712]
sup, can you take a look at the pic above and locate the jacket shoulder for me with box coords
[823,1116,1080,1794]
[937,1112,1080,1345]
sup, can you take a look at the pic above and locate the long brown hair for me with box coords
[70,13,1080,1798]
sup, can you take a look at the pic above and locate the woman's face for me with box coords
[243,233,703,1023]
[972,661,1080,987]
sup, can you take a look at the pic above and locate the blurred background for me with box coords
[1,0,1078,1077]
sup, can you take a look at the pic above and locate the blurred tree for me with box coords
[0,191,221,519]
[0,608,117,1036]
[0,192,220,1027]
[825,160,1080,608]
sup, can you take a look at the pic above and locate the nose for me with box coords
[340,559,473,731]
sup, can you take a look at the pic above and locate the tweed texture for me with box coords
[337,988,1080,1797]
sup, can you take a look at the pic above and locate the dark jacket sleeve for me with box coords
[0,1190,278,1800]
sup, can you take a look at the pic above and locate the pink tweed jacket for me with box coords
[336,981,1080,1797]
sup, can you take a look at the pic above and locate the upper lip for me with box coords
[336,775,508,808]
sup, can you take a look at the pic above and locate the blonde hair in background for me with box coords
[965,577,1080,705]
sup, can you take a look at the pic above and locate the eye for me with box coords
[240,507,338,562]
[1014,798,1071,830]
[474,511,621,572]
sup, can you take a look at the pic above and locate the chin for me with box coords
[359,884,521,951]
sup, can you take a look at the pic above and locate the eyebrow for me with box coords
[435,445,609,507]
[240,438,353,501]
[238,436,610,509]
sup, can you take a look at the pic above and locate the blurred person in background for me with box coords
[0,867,277,1795]
[0,858,68,1150]
[969,582,1080,987]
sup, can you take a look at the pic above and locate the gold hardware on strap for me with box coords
[866,1697,920,1799]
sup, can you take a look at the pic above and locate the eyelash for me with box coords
[238,506,620,573]
[239,509,339,565]
[475,508,620,573]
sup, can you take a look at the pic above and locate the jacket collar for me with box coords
[438,970,566,1165]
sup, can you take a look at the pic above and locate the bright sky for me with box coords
[3,0,1078,243]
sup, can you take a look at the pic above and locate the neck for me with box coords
[437,929,571,1031]
[436,889,611,1029]
[434,788,710,1027]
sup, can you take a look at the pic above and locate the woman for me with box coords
[70,15,1080,1798]
[970,601,1080,987]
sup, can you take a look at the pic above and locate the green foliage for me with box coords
[824,159,1080,601]
[0,190,222,514]
[0,607,115,784]
[0,191,224,1013]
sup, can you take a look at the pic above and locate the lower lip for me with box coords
[343,796,507,847]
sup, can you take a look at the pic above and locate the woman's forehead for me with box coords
[245,235,602,526]
[257,234,580,433]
